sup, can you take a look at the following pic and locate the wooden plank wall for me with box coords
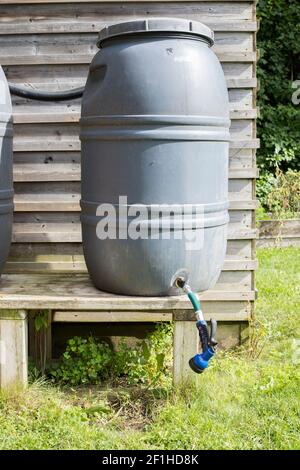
[0,0,258,318]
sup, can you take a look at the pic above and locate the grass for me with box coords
[0,247,299,450]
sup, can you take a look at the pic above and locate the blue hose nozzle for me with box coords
[189,347,215,374]
[175,277,217,374]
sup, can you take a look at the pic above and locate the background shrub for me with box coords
[256,0,300,211]
[257,0,300,174]
[256,169,300,217]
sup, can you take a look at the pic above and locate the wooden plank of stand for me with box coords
[0,273,256,310]
[53,311,173,322]
[173,321,199,385]
[53,305,250,322]
[0,310,28,390]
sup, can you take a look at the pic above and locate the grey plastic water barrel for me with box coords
[80,18,230,296]
[0,66,13,276]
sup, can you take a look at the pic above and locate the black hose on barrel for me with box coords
[8,83,84,101]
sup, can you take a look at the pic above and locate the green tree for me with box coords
[257,0,300,174]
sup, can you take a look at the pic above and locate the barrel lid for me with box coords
[97,17,214,47]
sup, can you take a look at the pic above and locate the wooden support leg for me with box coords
[173,321,199,386]
[0,310,28,390]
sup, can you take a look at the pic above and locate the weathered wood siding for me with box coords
[0,0,258,319]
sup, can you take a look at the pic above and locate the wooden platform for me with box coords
[0,273,251,390]
[0,273,255,312]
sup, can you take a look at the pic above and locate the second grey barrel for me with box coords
[80,18,230,296]
[0,66,13,276]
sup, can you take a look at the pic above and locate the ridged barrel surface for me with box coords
[0,66,13,276]
[80,18,230,296]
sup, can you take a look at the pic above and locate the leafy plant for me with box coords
[49,324,173,387]
[49,336,113,385]
[257,106,300,174]
[34,311,50,332]
[256,172,277,211]
[257,169,300,217]
[113,323,173,387]
[257,0,300,174]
